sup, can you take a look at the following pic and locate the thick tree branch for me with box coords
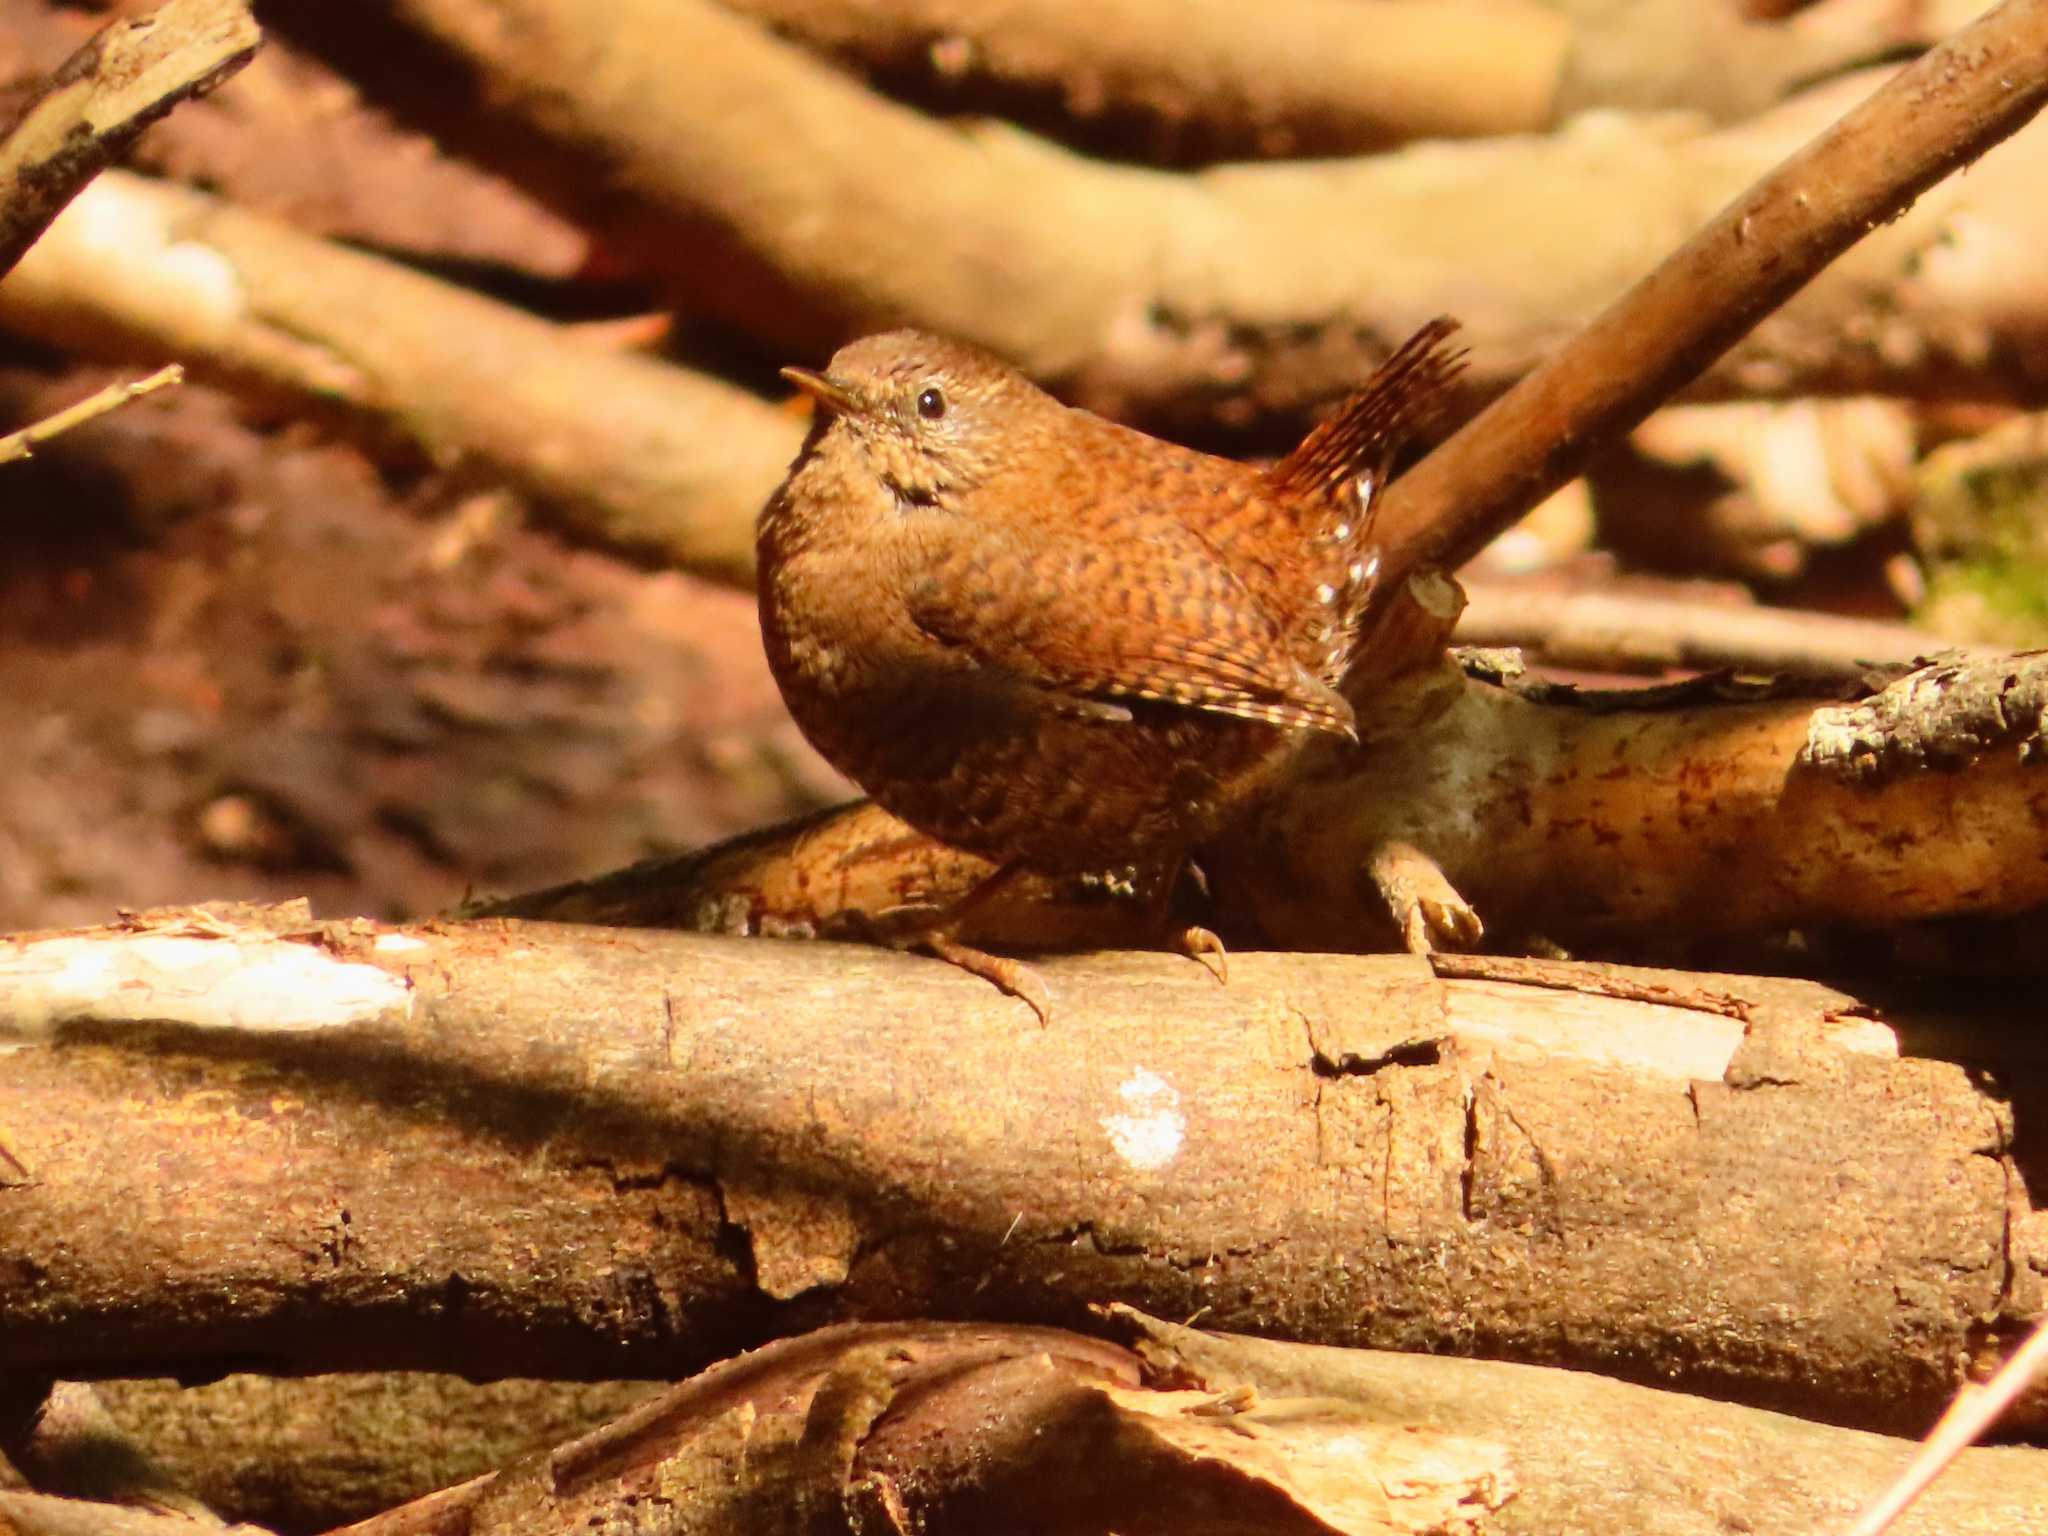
[264,0,2048,427]
[722,0,1944,159]
[281,1322,1509,1536]
[0,170,802,585]
[723,0,1573,156]
[0,0,258,279]
[1233,648,2048,952]
[74,1319,2048,1536]
[502,650,2048,959]
[1122,1313,2048,1536]
[19,1316,2048,1536]
[0,910,2035,1432]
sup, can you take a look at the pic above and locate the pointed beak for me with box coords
[781,366,865,417]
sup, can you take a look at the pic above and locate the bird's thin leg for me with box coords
[1147,858,1228,986]
[894,862,1052,1023]
[921,933,1051,1024]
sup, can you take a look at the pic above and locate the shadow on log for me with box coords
[0,907,2039,1433]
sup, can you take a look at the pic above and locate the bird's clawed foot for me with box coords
[883,861,1052,1023]
[1366,839,1483,954]
[1173,923,1229,985]
[920,932,1053,1025]
[880,856,1234,1022]
[1144,859,1229,987]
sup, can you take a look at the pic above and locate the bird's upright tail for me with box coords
[1261,318,1466,685]
[1261,316,1466,510]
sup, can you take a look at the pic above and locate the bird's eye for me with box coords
[916,387,947,421]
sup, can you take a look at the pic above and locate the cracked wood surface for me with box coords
[53,1311,2048,1535]
[0,910,2037,1432]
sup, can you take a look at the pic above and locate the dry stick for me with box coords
[0,0,260,280]
[495,649,2048,961]
[1125,1314,2048,1536]
[62,1322,2048,1536]
[48,1332,2048,1536]
[3,911,2035,1430]
[1842,1313,2048,1536]
[1372,0,2048,601]
[0,365,183,466]
[1453,582,1988,677]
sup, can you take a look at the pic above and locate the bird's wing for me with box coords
[903,518,1356,739]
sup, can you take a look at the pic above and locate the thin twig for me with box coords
[1842,1314,2048,1536]
[0,365,184,466]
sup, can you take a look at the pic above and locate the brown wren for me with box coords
[757,320,1464,1018]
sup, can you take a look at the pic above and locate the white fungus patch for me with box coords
[1101,1067,1185,1170]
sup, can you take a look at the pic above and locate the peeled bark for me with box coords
[23,1317,2048,1536]
[1120,1312,2048,1536]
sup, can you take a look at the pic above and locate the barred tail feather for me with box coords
[1262,317,1466,506]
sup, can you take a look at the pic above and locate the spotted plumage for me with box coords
[757,320,1463,1005]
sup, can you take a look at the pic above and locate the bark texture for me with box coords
[89,1375,655,1534]
[21,1317,2048,1536]
[0,909,2038,1433]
